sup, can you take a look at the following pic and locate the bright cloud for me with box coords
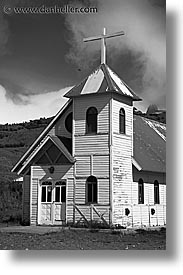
[0,85,71,124]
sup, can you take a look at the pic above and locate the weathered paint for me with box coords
[112,95,134,225]
[30,165,74,225]
[13,78,166,228]
[113,182,166,227]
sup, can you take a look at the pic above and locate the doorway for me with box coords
[38,180,66,225]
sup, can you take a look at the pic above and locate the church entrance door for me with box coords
[38,180,66,225]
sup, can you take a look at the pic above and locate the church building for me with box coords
[12,29,166,228]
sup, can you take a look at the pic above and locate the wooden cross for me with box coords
[83,28,125,64]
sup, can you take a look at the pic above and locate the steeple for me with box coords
[83,28,125,65]
[64,28,141,102]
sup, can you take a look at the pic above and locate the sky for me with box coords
[0,0,166,124]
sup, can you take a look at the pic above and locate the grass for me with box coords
[0,227,166,250]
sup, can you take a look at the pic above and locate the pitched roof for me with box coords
[17,135,75,175]
[64,63,141,101]
[133,115,166,173]
[11,99,72,173]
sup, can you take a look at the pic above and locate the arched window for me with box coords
[119,108,125,134]
[138,178,144,204]
[86,107,98,134]
[154,180,160,204]
[86,176,97,203]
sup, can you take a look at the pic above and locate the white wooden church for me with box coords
[12,29,166,228]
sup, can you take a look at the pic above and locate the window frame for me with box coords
[41,181,52,203]
[119,108,126,134]
[86,107,98,134]
[40,180,66,204]
[55,181,66,203]
[138,178,144,204]
[86,176,98,204]
[154,180,160,204]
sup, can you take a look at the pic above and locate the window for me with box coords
[154,180,160,204]
[86,107,98,134]
[41,181,52,203]
[119,108,125,134]
[55,181,66,203]
[86,176,97,203]
[138,178,144,204]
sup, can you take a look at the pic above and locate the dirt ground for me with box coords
[0,226,166,250]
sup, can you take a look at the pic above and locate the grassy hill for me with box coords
[0,117,52,224]
[0,117,53,183]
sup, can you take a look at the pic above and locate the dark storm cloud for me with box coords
[0,0,166,111]
[0,76,31,104]
[0,10,9,56]
[65,0,166,109]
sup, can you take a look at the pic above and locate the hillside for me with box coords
[0,111,166,224]
[0,117,53,183]
[0,110,166,183]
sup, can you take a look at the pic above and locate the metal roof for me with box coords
[64,64,141,101]
[11,101,166,175]
[133,115,166,173]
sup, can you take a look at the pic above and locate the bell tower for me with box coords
[64,28,141,225]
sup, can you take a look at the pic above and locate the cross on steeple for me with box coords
[83,28,125,64]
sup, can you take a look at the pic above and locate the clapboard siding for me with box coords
[131,182,166,206]
[75,178,110,205]
[75,155,109,177]
[112,182,166,227]
[75,135,109,155]
[93,155,109,177]
[54,104,73,138]
[76,156,90,176]
[30,165,74,225]
[112,98,133,137]
[112,132,133,223]
[66,178,74,221]
[30,177,38,225]
[22,175,30,224]
[113,204,166,227]
[148,184,154,204]
[98,179,110,204]
[113,134,132,156]
[75,179,86,204]
[74,94,110,135]
[160,184,166,205]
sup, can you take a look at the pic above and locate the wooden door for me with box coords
[40,181,53,225]
[39,180,66,225]
[53,181,66,224]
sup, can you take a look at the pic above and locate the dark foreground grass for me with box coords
[0,228,166,250]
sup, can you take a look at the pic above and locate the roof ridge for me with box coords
[11,99,72,173]
[134,114,166,126]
